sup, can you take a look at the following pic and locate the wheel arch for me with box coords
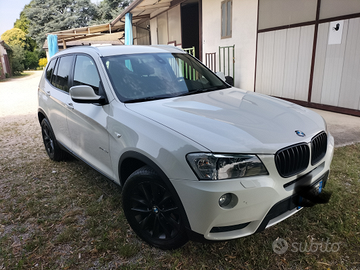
[119,151,168,187]
[118,151,192,231]
[38,108,48,125]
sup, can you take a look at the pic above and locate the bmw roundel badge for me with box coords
[295,130,306,137]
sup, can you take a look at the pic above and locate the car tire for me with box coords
[122,166,188,250]
[41,118,67,161]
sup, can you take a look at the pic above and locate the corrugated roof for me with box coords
[112,0,173,26]
[47,23,121,43]
[43,39,124,49]
[46,0,174,45]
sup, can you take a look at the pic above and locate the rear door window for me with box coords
[52,56,74,92]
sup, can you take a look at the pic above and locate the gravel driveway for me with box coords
[0,71,42,118]
[0,71,45,165]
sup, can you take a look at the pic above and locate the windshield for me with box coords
[102,53,230,102]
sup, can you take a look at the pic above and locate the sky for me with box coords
[0,0,100,37]
[0,0,32,36]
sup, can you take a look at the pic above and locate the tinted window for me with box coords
[52,56,73,92]
[46,59,57,82]
[73,55,100,94]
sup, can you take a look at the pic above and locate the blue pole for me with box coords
[125,13,133,45]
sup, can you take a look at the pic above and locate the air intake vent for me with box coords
[311,132,327,165]
[275,144,310,178]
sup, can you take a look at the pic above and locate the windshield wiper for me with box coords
[124,95,170,103]
[125,86,227,102]
[195,86,224,92]
[176,86,226,97]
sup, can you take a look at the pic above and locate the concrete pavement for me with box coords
[312,109,360,147]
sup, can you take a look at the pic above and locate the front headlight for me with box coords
[186,153,268,180]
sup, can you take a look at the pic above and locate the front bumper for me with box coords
[171,133,334,241]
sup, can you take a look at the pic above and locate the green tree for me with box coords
[14,4,37,52]
[92,0,131,24]
[26,0,97,48]
[1,28,27,48]
[24,51,39,69]
[14,4,32,34]
[10,45,25,75]
[1,29,27,73]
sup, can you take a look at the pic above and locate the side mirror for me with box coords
[215,72,226,81]
[70,85,107,105]
[225,76,234,86]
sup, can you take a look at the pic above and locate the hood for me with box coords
[125,88,326,154]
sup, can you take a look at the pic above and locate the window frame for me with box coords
[221,0,232,39]
[102,52,229,103]
[44,53,107,104]
[72,53,108,102]
[45,58,57,83]
[50,55,75,93]
[73,54,102,95]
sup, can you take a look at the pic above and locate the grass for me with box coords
[0,117,359,269]
[0,71,34,82]
[12,71,34,78]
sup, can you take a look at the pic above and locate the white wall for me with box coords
[149,6,182,46]
[256,26,314,101]
[150,17,158,44]
[256,0,360,114]
[202,0,258,91]
[0,45,8,75]
[312,18,360,110]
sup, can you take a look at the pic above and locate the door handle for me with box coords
[46,90,51,96]
[67,102,74,109]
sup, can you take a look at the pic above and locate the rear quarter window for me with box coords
[46,59,57,82]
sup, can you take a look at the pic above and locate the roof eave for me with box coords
[111,0,144,26]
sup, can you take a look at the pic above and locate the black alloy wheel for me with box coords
[122,166,188,250]
[40,118,66,161]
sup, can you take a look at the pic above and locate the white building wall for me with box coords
[149,6,182,46]
[202,0,258,91]
[256,26,314,101]
[256,0,360,115]
[0,45,7,75]
[150,17,158,45]
[312,18,360,110]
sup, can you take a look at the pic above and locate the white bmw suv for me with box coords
[38,45,334,249]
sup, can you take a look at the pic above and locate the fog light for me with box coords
[219,193,232,208]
